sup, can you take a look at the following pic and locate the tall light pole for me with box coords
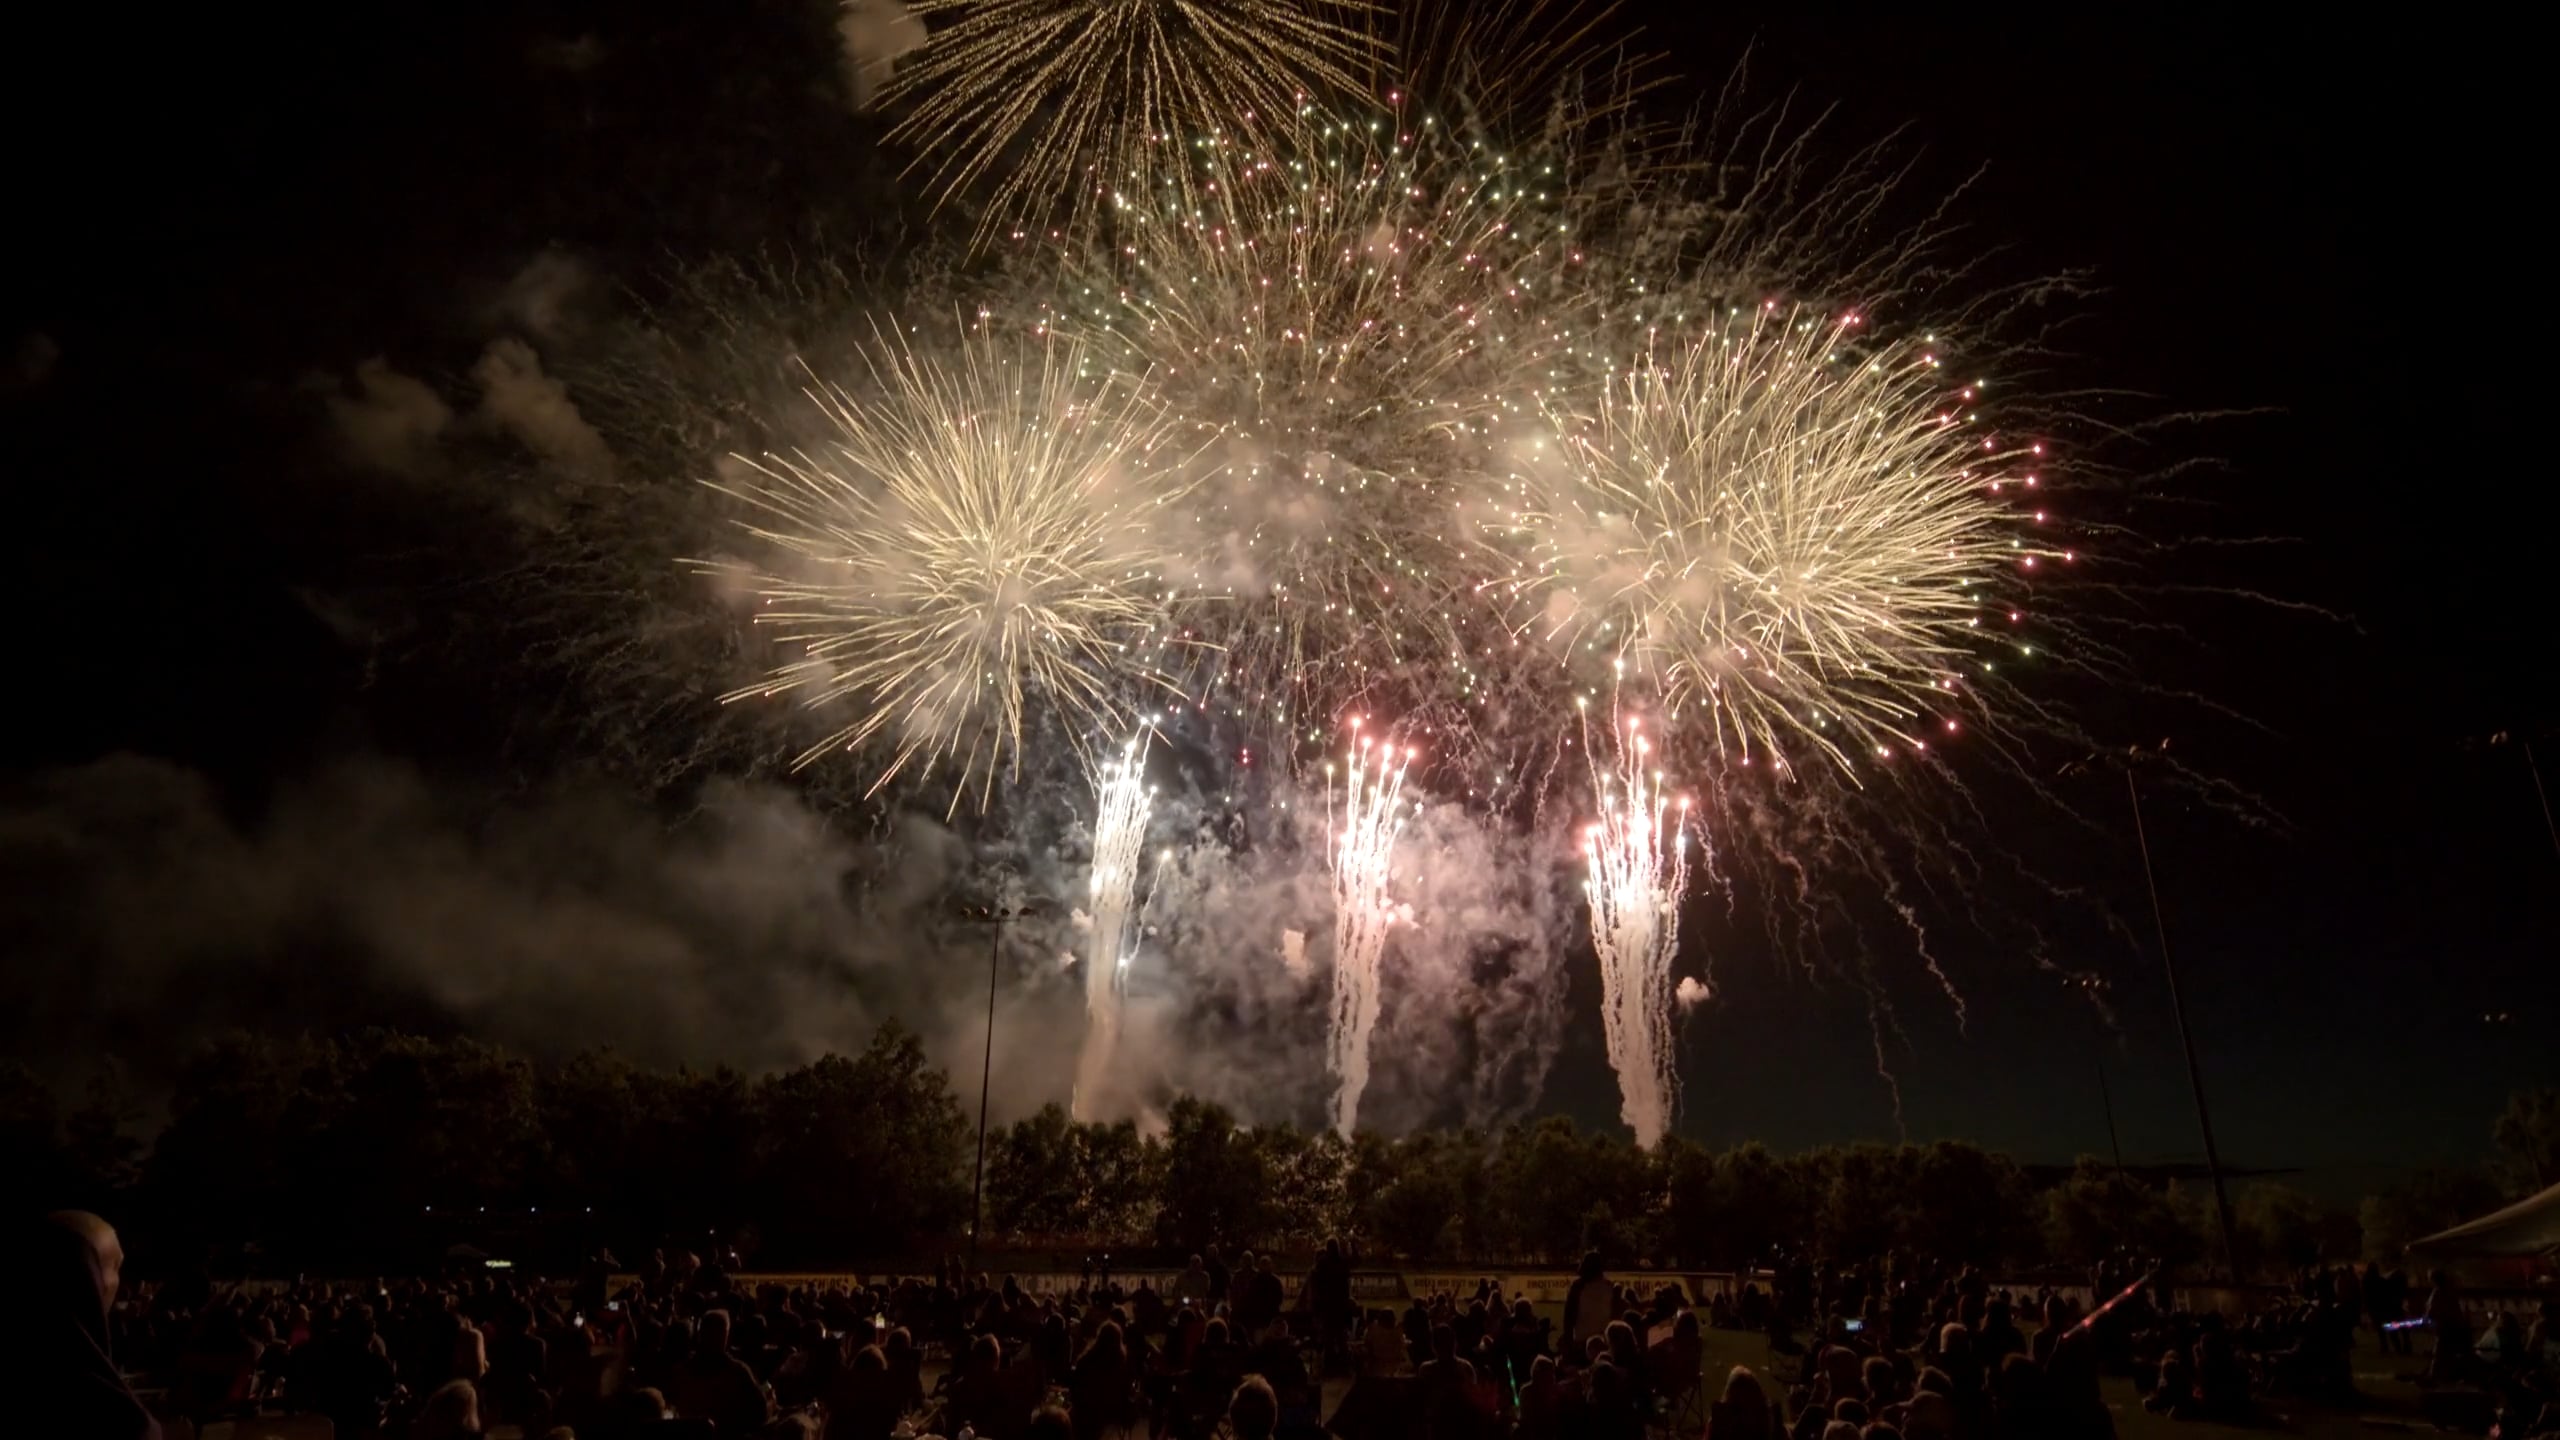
[956,896,1052,1271]
[2126,771,2241,1278]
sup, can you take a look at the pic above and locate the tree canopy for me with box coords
[14,1030,2536,1277]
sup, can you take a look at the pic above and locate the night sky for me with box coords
[5,5,2548,1193]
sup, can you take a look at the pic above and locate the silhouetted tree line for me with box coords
[6,1032,2548,1275]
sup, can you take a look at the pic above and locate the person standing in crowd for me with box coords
[1565,1252,1614,1357]
[1176,1253,1214,1306]
[1310,1239,1355,1360]
[1205,1246,1233,1307]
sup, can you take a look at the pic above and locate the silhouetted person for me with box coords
[1311,1240,1354,1350]
[1068,1319,1135,1440]
[1564,1253,1613,1357]
[1225,1373,1279,1440]
[1176,1254,1213,1306]
[414,1379,483,1440]
[822,1344,903,1440]
[1705,1365,1774,1440]
[10,1211,161,1440]
[671,1309,769,1434]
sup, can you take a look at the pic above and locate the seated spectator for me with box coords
[315,1308,399,1436]
[415,1379,483,1440]
[1585,1357,1646,1440]
[1069,1319,1136,1440]
[1418,1321,1492,1438]
[2144,1340,2194,1420]
[1859,1354,1898,1412]
[1604,1320,1649,1409]
[882,1325,927,1415]
[1988,1352,2053,1436]
[1518,1354,1564,1440]
[671,1310,770,1436]
[1503,1299,1548,1372]
[2192,1318,2251,1420]
[1403,1298,1434,1363]
[1648,1310,1704,1409]
[1222,1374,1279,1440]
[1978,1298,2024,1362]
[1362,1309,1408,1377]
[1706,1365,1774,1440]
[822,1343,899,1440]
[175,1299,268,1416]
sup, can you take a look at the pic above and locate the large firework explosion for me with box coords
[1494,302,2060,781]
[875,0,1383,242]
[1060,96,1607,761]
[482,5,2201,1141]
[705,322,1203,809]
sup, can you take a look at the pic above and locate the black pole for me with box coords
[970,910,1000,1270]
[2085,994,2125,1173]
[2127,772,2241,1278]
[2524,741,2560,867]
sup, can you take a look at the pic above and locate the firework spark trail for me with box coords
[879,0,1382,244]
[1578,692,1692,1148]
[704,322,1201,810]
[1073,730,1157,1118]
[1502,303,2057,781]
[1327,721,1411,1136]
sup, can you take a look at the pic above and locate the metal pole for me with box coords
[2086,997,2125,1173]
[2524,741,2560,867]
[2127,772,2241,1278]
[969,910,1000,1270]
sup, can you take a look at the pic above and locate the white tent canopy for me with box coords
[2408,1180,2560,1260]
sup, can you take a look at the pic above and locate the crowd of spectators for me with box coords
[23,1210,2560,1440]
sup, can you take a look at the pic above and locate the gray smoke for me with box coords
[325,358,453,474]
[0,753,1028,1092]
[1068,774,1581,1131]
[0,750,1578,1134]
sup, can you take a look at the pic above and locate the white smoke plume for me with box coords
[327,358,453,473]
[838,0,926,109]
[474,337,614,477]
[494,252,590,341]
[1279,928,1310,980]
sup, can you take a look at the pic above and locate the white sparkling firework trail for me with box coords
[1579,694,1693,1148]
[1326,722,1411,1136]
[1072,731,1156,1120]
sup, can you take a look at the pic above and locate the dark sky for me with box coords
[4,5,2548,1191]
